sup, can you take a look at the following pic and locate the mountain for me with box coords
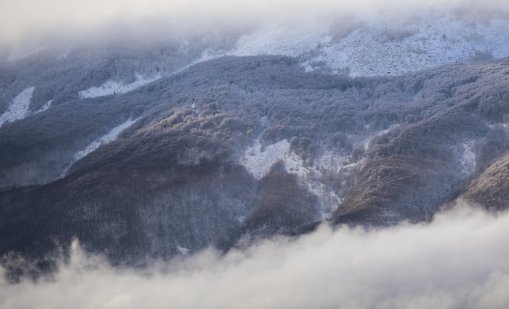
[1,11,509,269]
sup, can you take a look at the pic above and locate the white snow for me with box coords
[240,139,365,218]
[307,13,509,77]
[240,139,306,179]
[311,151,366,217]
[0,87,35,128]
[199,12,509,77]
[73,118,139,162]
[315,151,354,173]
[35,100,53,114]
[78,73,161,98]
[61,118,139,177]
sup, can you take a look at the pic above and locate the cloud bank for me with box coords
[2,0,509,44]
[2,205,509,309]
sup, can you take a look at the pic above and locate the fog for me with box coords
[1,203,509,309]
[2,0,509,44]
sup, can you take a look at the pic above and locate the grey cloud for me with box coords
[1,0,509,44]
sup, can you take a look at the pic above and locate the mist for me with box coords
[2,0,509,45]
[2,203,509,309]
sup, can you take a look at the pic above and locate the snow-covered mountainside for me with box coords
[1,52,509,267]
[1,7,509,272]
[5,11,508,80]
[307,13,509,76]
[199,12,509,77]
[241,139,301,180]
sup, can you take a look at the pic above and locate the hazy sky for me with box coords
[1,0,509,43]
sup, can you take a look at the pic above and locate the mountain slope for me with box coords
[1,55,509,265]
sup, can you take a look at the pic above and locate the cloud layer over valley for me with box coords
[2,205,509,309]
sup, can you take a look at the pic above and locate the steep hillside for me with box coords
[1,55,509,266]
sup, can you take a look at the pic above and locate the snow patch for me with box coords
[311,151,366,217]
[35,100,53,114]
[61,118,139,177]
[73,118,139,162]
[0,87,35,128]
[316,151,355,173]
[78,73,161,98]
[240,139,306,179]
[240,139,365,218]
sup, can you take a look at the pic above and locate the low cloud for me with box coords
[1,0,509,44]
[2,204,509,309]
